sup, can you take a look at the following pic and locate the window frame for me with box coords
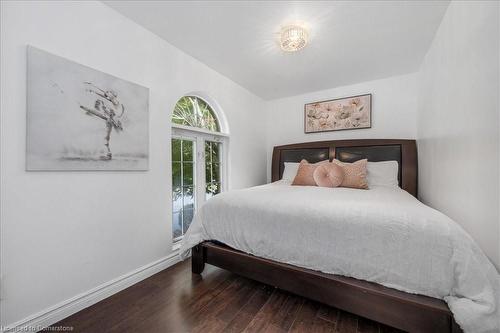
[204,140,223,201]
[171,135,197,243]
[171,95,228,245]
[171,95,221,132]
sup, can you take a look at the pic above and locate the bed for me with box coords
[180,139,499,333]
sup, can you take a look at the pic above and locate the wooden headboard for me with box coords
[271,139,418,197]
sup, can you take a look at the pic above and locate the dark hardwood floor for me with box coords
[45,259,404,333]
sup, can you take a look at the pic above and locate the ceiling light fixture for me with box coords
[280,24,309,52]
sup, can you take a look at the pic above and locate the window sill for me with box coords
[172,241,182,252]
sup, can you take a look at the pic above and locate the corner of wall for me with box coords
[415,0,500,270]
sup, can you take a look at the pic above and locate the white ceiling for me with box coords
[105,1,449,100]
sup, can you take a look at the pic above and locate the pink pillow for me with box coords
[313,163,344,187]
[291,159,328,186]
[332,159,369,189]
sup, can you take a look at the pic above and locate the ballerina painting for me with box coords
[26,46,149,170]
[79,83,124,160]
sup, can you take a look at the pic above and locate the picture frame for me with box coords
[26,46,149,171]
[304,93,372,133]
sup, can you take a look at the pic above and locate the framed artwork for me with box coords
[26,46,149,170]
[304,94,371,133]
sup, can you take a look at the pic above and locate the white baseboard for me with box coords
[2,252,181,332]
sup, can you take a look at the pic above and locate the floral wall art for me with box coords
[304,94,371,133]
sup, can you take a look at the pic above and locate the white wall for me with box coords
[0,0,267,327]
[265,73,418,180]
[417,1,500,269]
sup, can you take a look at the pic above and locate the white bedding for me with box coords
[180,182,500,333]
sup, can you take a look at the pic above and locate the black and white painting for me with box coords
[26,46,149,170]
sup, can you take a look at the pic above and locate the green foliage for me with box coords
[172,139,181,161]
[182,140,193,161]
[171,138,195,204]
[206,182,221,199]
[172,96,220,132]
[205,140,221,200]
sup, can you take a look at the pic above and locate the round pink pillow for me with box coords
[313,163,344,187]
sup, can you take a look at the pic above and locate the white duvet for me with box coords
[180,182,500,333]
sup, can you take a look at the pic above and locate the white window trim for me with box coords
[171,123,229,137]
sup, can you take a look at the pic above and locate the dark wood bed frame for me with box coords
[192,139,462,333]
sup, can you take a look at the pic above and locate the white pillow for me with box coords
[282,162,300,181]
[367,161,399,188]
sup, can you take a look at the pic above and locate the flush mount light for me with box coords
[280,24,309,52]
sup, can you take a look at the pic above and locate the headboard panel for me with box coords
[281,148,329,166]
[271,139,417,197]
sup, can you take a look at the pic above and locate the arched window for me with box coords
[172,96,220,132]
[171,95,228,242]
